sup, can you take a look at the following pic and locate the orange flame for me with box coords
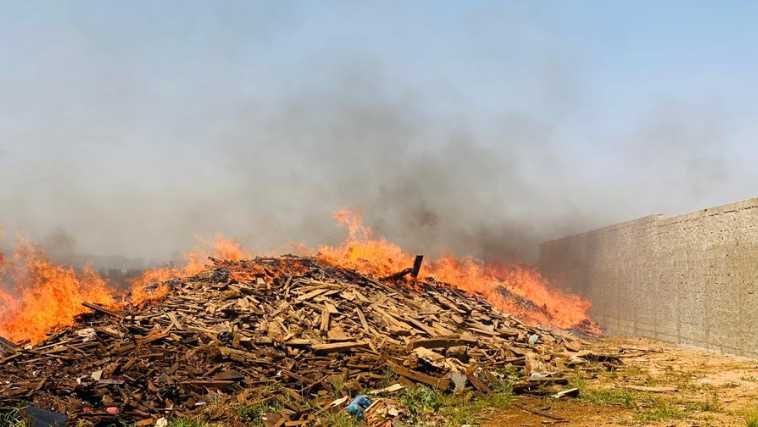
[317,209,597,331]
[0,240,116,344]
[0,235,251,344]
[129,235,250,304]
[0,213,597,345]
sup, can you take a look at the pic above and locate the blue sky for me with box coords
[1,1,757,260]
[5,1,756,116]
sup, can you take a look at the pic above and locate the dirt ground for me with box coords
[483,337,758,427]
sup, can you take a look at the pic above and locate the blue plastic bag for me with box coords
[345,394,372,419]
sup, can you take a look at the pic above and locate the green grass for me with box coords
[237,400,282,425]
[440,391,512,426]
[319,412,361,427]
[0,407,26,427]
[398,384,512,426]
[746,407,758,427]
[581,388,638,408]
[578,386,690,423]
[699,392,722,412]
[399,384,445,417]
[635,401,685,423]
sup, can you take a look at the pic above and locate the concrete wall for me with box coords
[539,197,758,357]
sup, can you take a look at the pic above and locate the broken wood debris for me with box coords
[0,255,609,424]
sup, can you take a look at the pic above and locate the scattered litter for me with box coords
[529,334,539,347]
[552,387,580,399]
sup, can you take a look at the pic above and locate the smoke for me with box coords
[0,72,739,265]
[0,4,752,266]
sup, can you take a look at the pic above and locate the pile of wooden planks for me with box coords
[0,255,606,425]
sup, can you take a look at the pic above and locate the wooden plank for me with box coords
[311,341,369,354]
[179,380,237,386]
[411,255,424,278]
[385,359,451,390]
[408,336,478,350]
[82,302,123,319]
[295,288,329,302]
[403,317,439,336]
[219,347,273,364]
[355,308,371,333]
[381,268,412,281]
[136,329,171,345]
[320,306,330,334]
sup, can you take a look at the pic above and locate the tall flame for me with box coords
[0,240,116,344]
[0,236,250,344]
[317,209,596,331]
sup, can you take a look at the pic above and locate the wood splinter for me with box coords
[0,335,18,353]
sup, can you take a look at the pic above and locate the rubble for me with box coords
[0,255,607,425]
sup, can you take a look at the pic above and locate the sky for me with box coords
[1,1,758,263]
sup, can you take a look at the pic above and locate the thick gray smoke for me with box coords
[0,75,742,266]
[0,75,572,264]
[0,4,753,268]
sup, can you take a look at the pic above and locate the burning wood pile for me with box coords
[0,254,609,425]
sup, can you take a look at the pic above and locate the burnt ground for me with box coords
[484,337,758,426]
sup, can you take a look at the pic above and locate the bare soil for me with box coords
[483,337,758,426]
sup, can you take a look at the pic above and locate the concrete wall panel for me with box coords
[539,198,758,357]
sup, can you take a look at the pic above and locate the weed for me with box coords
[569,375,587,390]
[399,385,444,417]
[438,392,477,426]
[319,412,360,427]
[237,400,281,425]
[489,369,518,394]
[700,392,722,412]
[0,407,26,427]
[745,406,758,427]
[635,401,684,423]
[581,388,637,408]
[398,383,512,426]
[623,365,645,378]
[678,391,722,413]
[327,374,347,398]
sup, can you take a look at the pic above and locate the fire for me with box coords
[0,213,597,345]
[0,240,116,344]
[129,235,250,304]
[318,209,598,332]
[0,235,251,344]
